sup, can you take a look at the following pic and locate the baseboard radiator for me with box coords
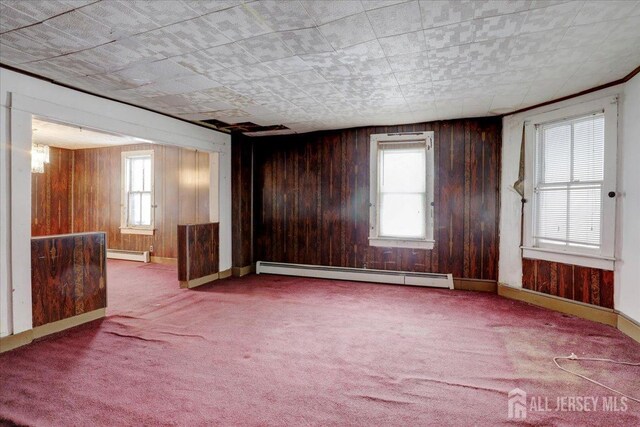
[256,261,453,289]
[106,249,150,263]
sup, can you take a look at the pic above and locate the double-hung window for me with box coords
[369,132,435,249]
[121,150,154,235]
[523,97,617,270]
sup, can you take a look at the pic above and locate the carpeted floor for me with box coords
[1,260,638,426]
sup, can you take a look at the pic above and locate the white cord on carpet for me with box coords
[553,353,640,403]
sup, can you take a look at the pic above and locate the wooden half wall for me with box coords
[235,118,501,281]
[178,223,219,288]
[31,232,107,327]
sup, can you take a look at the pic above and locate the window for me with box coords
[121,150,154,234]
[523,97,617,270]
[369,132,435,249]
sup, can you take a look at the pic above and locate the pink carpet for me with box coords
[1,260,638,426]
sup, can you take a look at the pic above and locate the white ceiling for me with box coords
[2,0,639,136]
[32,118,149,149]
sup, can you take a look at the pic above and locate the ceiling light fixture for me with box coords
[31,144,50,174]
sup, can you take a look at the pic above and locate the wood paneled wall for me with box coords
[232,135,253,268]
[31,232,107,327]
[72,144,210,258]
[247,118,501,280]
[31,147,73,236]
[178,223,219,282]
[522,258,614,308]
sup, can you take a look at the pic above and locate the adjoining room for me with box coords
[0,1,639,425]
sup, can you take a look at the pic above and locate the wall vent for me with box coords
[256,261,453,289]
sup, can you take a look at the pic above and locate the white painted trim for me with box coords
[522,247,615,270]
[369,237,435,249]
[209,152,220,223]
[120,149,155,231]
[218,149,232,272]
[256,261,454,289]
[523,96,618,264]
[369,131,435,249]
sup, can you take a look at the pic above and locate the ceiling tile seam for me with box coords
[0,0,102,35]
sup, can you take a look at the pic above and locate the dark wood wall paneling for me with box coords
[31,147,73,236]
[178,223,219,282]
[245,118,501,281]
[31,232,107,327]
[231,135,253,268]
[72,143,210,258]
[522,258,614,308]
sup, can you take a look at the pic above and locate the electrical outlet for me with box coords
[149,245,154,253]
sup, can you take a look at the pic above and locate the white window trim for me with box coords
[120,149,155,235]
[522,96,618,270]
[369,131,435,250]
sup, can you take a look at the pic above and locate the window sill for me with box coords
[369,237,434,250]
[120,228,154,236]
[521,246,614,271]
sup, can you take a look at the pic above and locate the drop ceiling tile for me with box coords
[379,30,426,56]
[511,27,567,54]
[247,0,315,31]
[203,68,244,85]
[43,10,114,46]
[235,33,295,62]
[362,1,411,10]
[419,0,477,29]
[0,43,39,64]
[572,0,639,25]
[36,54,106,76]
[172,50,225,75]
[366,1,422,38]
[2,0,82,22]
[226,63,280,81]
[299,51,343,68]
[0,3,39,33]
[315,64,356,81]
[337,40,387,64]
[283,70,328,86]
[467,38,513,62]
[318,13,376,49]
[177,74,224,91]
[77,1,160,39]
[303,82,342,99]
[114,59,194,86]
[557,21,616,49]
[71,38,164,74]
[394,68,432,85]
[134,19,231,58]
[349,57,393,76]
[520,1,582,33]
[1,24,87,58]
[261,56,312,74]
[300,0,364,25]
[124,0,200,26]
[202,43,261,68]
[473,0,532,18]
[182,0,246,15]
[605,16,640,42]
[388,51,430,73]
[202,5,272,41]
[473,12,527,42]
[423,21,476,50]
[279,27,333,55]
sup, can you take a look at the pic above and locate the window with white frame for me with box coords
[523,97,617,270]
[121,150,154,234]
[369,132,435,249]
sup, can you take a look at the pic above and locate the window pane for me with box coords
[143,157,152,191]
[569,187,601,247]
[380,193,425,238]
[130,157,145,191]
[128,193,141,225]
[573,116,604,182]
[537,188,567,242]
[541,124,571,183]
[380,147,425,193]
[140,192,152,226]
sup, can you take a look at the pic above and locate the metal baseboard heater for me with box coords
[256,261,453,289]
[106,249,150,263]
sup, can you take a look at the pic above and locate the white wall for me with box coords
[500,75,640,323]
[0,68,231,337]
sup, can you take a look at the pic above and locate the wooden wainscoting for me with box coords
[178,223,219,288]
[31,232,107,327]
[522,258,614,309]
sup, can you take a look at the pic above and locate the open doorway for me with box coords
[30,117,217,318]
